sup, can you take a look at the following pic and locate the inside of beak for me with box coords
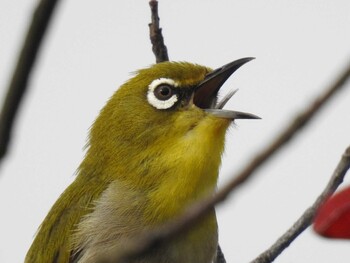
[192,57,261,120]
[193,57,254,109]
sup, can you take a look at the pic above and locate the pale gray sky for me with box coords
[0,1,350,262]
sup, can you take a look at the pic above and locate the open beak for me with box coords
[193,57,260,120]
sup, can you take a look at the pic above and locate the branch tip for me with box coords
[148,0,169,63]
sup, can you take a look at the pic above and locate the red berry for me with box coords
[314,186,350,239]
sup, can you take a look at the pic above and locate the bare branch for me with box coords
[251,146,350,263]
[98,59,350,263]
[149,0,169,63]
[0,0,60,166]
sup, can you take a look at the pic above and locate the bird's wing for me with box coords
[25,178,110,263]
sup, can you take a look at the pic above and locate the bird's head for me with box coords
[84,58,259,183]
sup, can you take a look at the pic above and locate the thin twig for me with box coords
[251,146,350,263]
[0,0,60,165]
[149,0,169,63]
[99,60,350,263]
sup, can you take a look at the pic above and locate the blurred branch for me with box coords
[216,245,227,263]
[149,0,169,63]
[99,59,350,262]
[0,0,60,166]
[251,146,350,263]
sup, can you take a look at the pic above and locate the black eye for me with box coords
[154,85,174,100]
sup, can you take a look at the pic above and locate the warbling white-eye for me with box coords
[25,58,259,263]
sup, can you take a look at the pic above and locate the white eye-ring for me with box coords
[147,78,179,110]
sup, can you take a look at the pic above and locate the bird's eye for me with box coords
[154,85,173,100]
[147,78,179,110]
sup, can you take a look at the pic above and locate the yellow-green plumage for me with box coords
[25,61,251,263]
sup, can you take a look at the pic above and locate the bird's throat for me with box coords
[144,116,230,223]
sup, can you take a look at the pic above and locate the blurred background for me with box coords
[0,0,349,262]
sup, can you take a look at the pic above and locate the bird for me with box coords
[25,58,259,263]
